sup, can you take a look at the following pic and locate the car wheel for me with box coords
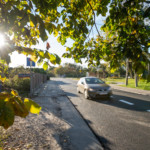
[108,95,113,101]
[84,90,89,99]
[77,87,80,93]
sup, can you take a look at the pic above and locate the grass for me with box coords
[71,78,80,80]
[105,78,150,91]
[104,77,126,84]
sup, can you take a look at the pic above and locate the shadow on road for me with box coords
[54,80,71,85]
[93,93,150,112]
[64,92,78,97]
[84,118,112,150]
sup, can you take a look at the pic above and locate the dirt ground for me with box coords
[0,86,72,150]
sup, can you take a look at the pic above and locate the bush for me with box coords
[4,75,30,92]
[48,72,55,77]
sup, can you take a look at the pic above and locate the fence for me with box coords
[30,73,47,95]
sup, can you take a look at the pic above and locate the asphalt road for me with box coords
[53,78,150,150]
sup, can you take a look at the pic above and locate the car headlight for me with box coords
[89,88,95,91]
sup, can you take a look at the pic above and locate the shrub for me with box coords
[4,75,30,92]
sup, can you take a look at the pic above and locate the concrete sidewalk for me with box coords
[110,84,150,96]
[36,80,103,150]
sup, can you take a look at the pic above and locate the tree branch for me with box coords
[86,0,101,37]
[86,25,93,41]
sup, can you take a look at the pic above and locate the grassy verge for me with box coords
[121,80,150,90]
[105,78,125,84]
[71,78,80,80]
[105,78,150,91]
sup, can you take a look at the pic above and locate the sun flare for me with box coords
[0,34,5,47]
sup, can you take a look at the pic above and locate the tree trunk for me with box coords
[135,71,138,87]
[97,71,100,78]
[103,71,105,79]
[148,63,150,75]
[129,62,133,79]
[125,59,129,86]
[118,72,120,78]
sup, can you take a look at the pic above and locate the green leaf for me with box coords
[49,54,56,64]
[24,98,41,114]
[55,54,61,64]
[11,89,18,96]
[0,100,15,129]
[57,36,61,43]
[38,50,45,57]
[43,62,48,70]
[30,14,37,26]
[39,20,48,41]
[0,76,6,82]
[12,97,29,118]
[44,51,50,59]
[37,59,43,66]
[62,53,71,58]
[54,29,58,37]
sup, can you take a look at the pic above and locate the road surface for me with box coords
[53,78,150,150]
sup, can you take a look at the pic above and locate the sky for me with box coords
[9,35,76,68]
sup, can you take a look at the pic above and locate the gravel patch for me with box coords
[0,91,72,150]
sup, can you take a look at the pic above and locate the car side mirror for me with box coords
[81,82,84,85]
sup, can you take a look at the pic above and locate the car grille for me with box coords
[98,89,107,91]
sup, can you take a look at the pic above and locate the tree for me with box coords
[8,66,30,78]
[54,65,65,76]
[0,0,149,128]
[101,0,150,86]
[54,63,86,77]
[63,1,149,80]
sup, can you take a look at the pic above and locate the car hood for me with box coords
[87,84,110,89]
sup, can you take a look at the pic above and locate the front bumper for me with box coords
[87,90,112,98]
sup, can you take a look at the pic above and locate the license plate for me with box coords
[99,92,108,95]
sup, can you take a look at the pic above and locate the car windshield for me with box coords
[85,78,104,84]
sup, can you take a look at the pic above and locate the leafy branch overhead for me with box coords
[100,0,150,74]
[71,1,149,68]
[0,0,149,69]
